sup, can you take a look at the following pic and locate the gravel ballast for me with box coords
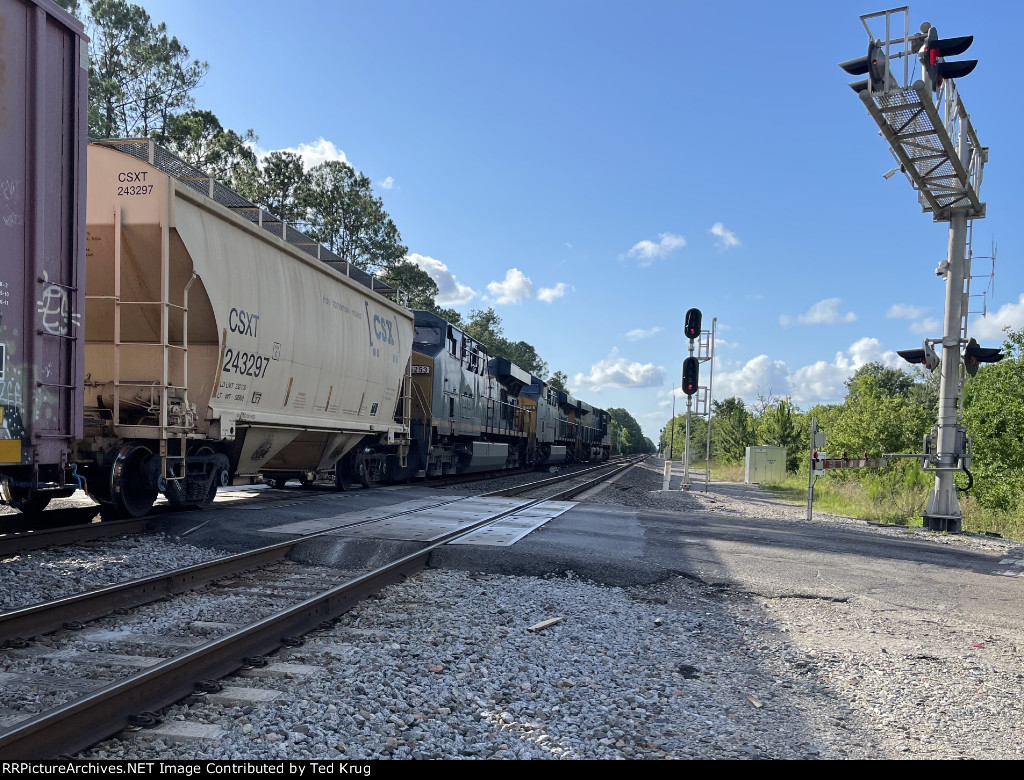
[0,535,225,612]
[76,564,1024,761]
[72,461,1024,760]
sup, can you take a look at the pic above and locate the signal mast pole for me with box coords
[929,207,970,523]
[681,308,702,491]
[840,8,995,533]
[683,339,693,491]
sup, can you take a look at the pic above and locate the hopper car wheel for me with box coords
[359,461,379,489]
[165,446,220,509]
[109,444,159,518]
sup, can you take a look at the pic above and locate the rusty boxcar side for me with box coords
[0,0,88,510]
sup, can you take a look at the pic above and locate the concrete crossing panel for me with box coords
[449,501,577,546]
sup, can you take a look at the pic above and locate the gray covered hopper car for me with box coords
[77,141,414,516]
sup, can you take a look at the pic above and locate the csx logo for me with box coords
[229,308,259,337]
[373,315,395,345]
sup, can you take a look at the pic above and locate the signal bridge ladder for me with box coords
[692,385,710,417]
[693,328,714,416]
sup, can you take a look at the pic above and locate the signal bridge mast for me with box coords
[840,7,1001,533]
[679,309,715,492]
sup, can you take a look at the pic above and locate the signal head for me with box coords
[918,25,977,92]
[897,348,926,366]
[684,308,702,341]
[682,357,699,396]
[963,338,1004,377]
[841,40,891,93]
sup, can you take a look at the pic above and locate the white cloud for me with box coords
[910,317,941,335]
[538,282,570,303]
[714,337,902,406]
[573,349,665,390]
[791,338,901,403]
[709,222,741,250]
[886,303,928,319]
[970,293,1024,341]
[714,355,792,403]
[626,233,686,267]
[405,253,476,305]
[273,137,348,169]
[780,298,857,326]
[625,327,661,341]
[847,336,901,368]
[377,176,395,190]
[487,268,534,304]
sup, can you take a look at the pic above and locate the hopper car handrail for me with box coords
[90,138,405,301]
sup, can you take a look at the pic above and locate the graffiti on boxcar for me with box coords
[36,270,81,335]
[0,405,26,441]
[0,379,23,407]
[1,179,24,228]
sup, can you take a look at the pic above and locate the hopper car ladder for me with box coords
[85,203,193,485]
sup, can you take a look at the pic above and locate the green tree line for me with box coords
[56,0,652,430]
[661,328,1024,523]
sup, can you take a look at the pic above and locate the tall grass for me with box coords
[699,458,1024,541]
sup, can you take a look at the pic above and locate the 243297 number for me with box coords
[222,348,270,378]
[116,185,154,196]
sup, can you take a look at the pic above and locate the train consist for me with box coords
[0,0,610,520]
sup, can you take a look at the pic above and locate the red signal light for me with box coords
[684,308,702,341]
[682,357,699,396]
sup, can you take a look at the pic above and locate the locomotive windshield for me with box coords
[413,325,442,346]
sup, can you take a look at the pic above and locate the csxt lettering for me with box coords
[372,315,394,345]
[117,171,148,182]
[229,308,260,337]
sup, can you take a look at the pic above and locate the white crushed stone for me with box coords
[76,565,1024,761]
[5,460,1022,759]
[0,535,224,611]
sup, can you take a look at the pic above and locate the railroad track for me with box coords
[0,458,635,558]
[0,456,641,758]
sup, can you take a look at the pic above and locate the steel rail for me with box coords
[0,459,642,757]
[0,554,426,760]
[0,463,632,759]
[549,457,642,501]
[483,456,640,498]
[0,461,639,643]
[0,515,147,557]
[0,495,472,645]
[487,456,643,499]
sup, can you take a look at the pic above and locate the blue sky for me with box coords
[130,0,1023,442]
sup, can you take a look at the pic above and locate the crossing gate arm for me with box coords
[811,456,888,473]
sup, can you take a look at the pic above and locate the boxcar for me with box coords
[0,0,88,511]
